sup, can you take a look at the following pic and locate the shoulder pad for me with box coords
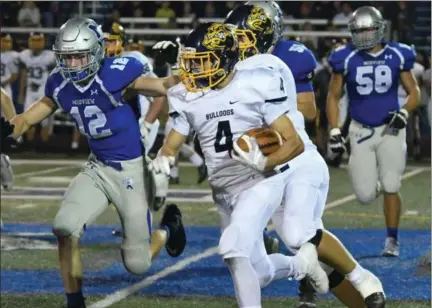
[236,53,287,72]
[123,51,154,76]
[273,40,317,81]
[387,42,416,71]
[99,56,144,92]
[328,44,356,73]
[44,68,63,100]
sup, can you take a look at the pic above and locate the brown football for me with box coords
[235,128,283,156]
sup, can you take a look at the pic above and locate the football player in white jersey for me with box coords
[0,34,19,99]
[149,23,386,308]
[226,6,386,308]
[18,33,56,146]
[103,22,165,155]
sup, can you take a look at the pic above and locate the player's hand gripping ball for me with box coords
[235,128,283,156]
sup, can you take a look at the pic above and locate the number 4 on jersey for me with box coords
[214,120,233,153]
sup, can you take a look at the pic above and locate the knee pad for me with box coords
[52,211,82,238]
[252,256,274,288]
[121,244,152,275]
[328,269,345,289]
[355,186,377,205]
[282,224,318,249]
[380,174,401,194]
[219,224,249,259]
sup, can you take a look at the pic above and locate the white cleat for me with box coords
[352,269,386,308]
[294,243,329,294]
[382,237,400,257]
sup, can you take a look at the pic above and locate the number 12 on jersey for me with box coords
[214,120,233,153]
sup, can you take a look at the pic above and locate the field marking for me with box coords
[16,203,36,209]
[325,211,429,221]
[15,166,77,179]
[88,166,428,308]
[325,167,428,210]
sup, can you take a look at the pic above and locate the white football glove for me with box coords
[148,155,175,176]
[139,117,152,143]
[232,135,267,172]
[145,156,169,211]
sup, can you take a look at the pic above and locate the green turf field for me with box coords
[1,155,430,307]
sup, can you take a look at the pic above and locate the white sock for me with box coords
[180,143,195,157]
[170,166,179,178]
[189,153,203,167]
[226,257,261,308]
[71,141,79,149]
[268,253,296,281]
[345,263,365,285]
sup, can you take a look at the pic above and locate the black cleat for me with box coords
[264,233,280,255]
[365,292,386,308]
[197,164,208,184]
[160,204,186,257]
[297,277,317,308]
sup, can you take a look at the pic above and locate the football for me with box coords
[235,128,284,156]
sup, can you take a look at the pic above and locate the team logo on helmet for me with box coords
[247,7,273,35]
[202,23,233,50]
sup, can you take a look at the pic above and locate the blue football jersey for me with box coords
[45,57,145,161]
[272,40,317,93]
[328,42,416,127]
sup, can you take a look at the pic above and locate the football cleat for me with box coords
[382,237,400,257]
[296,277,317,308]
[197,164,208,184]
[264,232,280,254]
[352,269,386,308]
[160,204,186,257]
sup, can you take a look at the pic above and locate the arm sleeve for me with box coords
[167,94,191,136]
[398,43,416,72]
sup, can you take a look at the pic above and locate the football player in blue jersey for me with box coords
[1,17,186,308]
[225,4,386,308]
[327,6,420,258]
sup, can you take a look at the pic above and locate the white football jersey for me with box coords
[20,49,56,91]
[398,62,425,103]
[122,50,157,117]
[167,54,312,194]
[0,51,19,85]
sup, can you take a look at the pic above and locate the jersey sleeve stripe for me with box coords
[52,79,68,110]
[344,50,359,75]
[387,46,405,70]
[95,75,123,107]
[265,96,288,103]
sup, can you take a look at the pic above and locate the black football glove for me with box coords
[329,128,346,154]
[384,109,408,129]
[0,117,14,143]
[152,40,181,66]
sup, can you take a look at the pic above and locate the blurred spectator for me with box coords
[182,2,195,18]
[394,1,413,45]
[204,2,217,18]
[297,2,313,19]
[301,22,318,50]
[18,1,41,27]
[332,2,353,26]
[156,2,176,28]
[0,2,21,27]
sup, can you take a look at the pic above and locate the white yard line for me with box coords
[15,166,77,179]
[89,166,428,308]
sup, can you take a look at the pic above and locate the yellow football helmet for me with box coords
[102,22,125,57]
[125,37,145,54]
[0,34,13,52]
[180,23,240,92]
[28,32,45,52]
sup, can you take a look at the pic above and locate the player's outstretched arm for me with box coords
[160,129,186,157]
[400,70,421,112]
[297,91,317,121]
[128,74,181,97]
[0,87,16,120]
[10,96,57,139]
[326,72,344,129]
[265,114,305,170]
[145,96,167,123]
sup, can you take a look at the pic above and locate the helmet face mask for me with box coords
[53,18,105,84]
[179,23,240,92]
[348,6,385,50]
[225,5,275,60]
